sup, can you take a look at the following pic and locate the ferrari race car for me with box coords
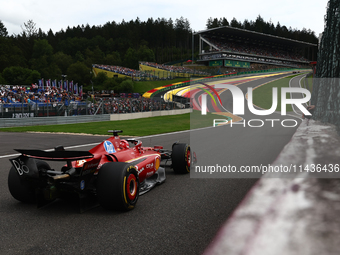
[8,130,191,212]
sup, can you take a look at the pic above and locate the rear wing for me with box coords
[15,149,94,161]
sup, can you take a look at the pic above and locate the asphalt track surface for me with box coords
[190,72,305,178]
[0,72,305,255]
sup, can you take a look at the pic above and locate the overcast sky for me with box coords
[1,0,329,37]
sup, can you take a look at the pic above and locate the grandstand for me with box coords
[92,64,154,80]
[139,62,210,78]
[92,62,210,82]
[195,26,318,69]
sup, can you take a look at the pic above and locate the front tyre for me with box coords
[171,143,191,174]
[97,162,139,211]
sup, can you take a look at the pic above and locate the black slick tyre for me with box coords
[97,162,139,211]
[8,160,50,203]
[171,143,191,174]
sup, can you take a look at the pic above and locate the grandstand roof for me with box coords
[195,26,317,48]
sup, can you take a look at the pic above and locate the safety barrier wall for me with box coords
[204,119,340,255]
[0,115,110,128]
[0,97,185,118]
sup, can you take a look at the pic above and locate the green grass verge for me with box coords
[133,78,189,94]
[0,114,190,136]
[252,74,302,112]
[190,110,220,129]
[0,111,216,136]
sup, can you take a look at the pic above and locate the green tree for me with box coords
[32,39,53,59]
[52,52,73,74]
[2,66,34,85]
[103,51,122,66]
[21,20,38,37]
[0,37,11,71]
[74,51,85,62]
[206,17,214,29]
[103,77,119,91]
[211,18,220,28]
[45,63,62,80]
[67,61,91,86]
[115,79,134,93]
[84,47,104,66]
[243,19,252,30]
[0,37,27,71]
[0,73,6,84]
[25,70,41,84]
[220,17,229,26]
[0,20,8,37]
[30,56,49,78]
[30,39,54,77]
[254,15,265,33]
[89,35,106,51]
[230,18,242,28]
[93,72,108,87]
[123,47,138,69]
[137,45,155,62]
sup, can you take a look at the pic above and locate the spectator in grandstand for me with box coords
[93,64,152,79]
[203,36,308,63]
[1,83,179,117]
[0,84,78,106]
[140,62,209,76]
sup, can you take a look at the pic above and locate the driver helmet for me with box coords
[119,140,129,149]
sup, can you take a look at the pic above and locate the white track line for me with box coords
[289,73,308,116]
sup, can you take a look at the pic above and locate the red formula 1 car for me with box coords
[8,130,191,212]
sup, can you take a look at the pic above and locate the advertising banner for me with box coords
[225,60,250,68]
[209,60,223,67]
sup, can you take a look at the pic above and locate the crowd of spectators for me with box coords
[201,52,303,67]
[93,64,157,80]
[140,62,210,76]
[0,84,80,106]
[93,63,210,80]
[0,84,177,117]
[202,36,308,63]
[98,97,172,114]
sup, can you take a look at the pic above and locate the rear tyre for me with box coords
[97,162,139,211]
[8,160,50,203]
[171,143,191,174]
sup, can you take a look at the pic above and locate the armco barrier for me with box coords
[0,115,110,128]
[0,109,191,128]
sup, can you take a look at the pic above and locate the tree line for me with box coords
[206,15,318,44]
[0,16,318,92]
